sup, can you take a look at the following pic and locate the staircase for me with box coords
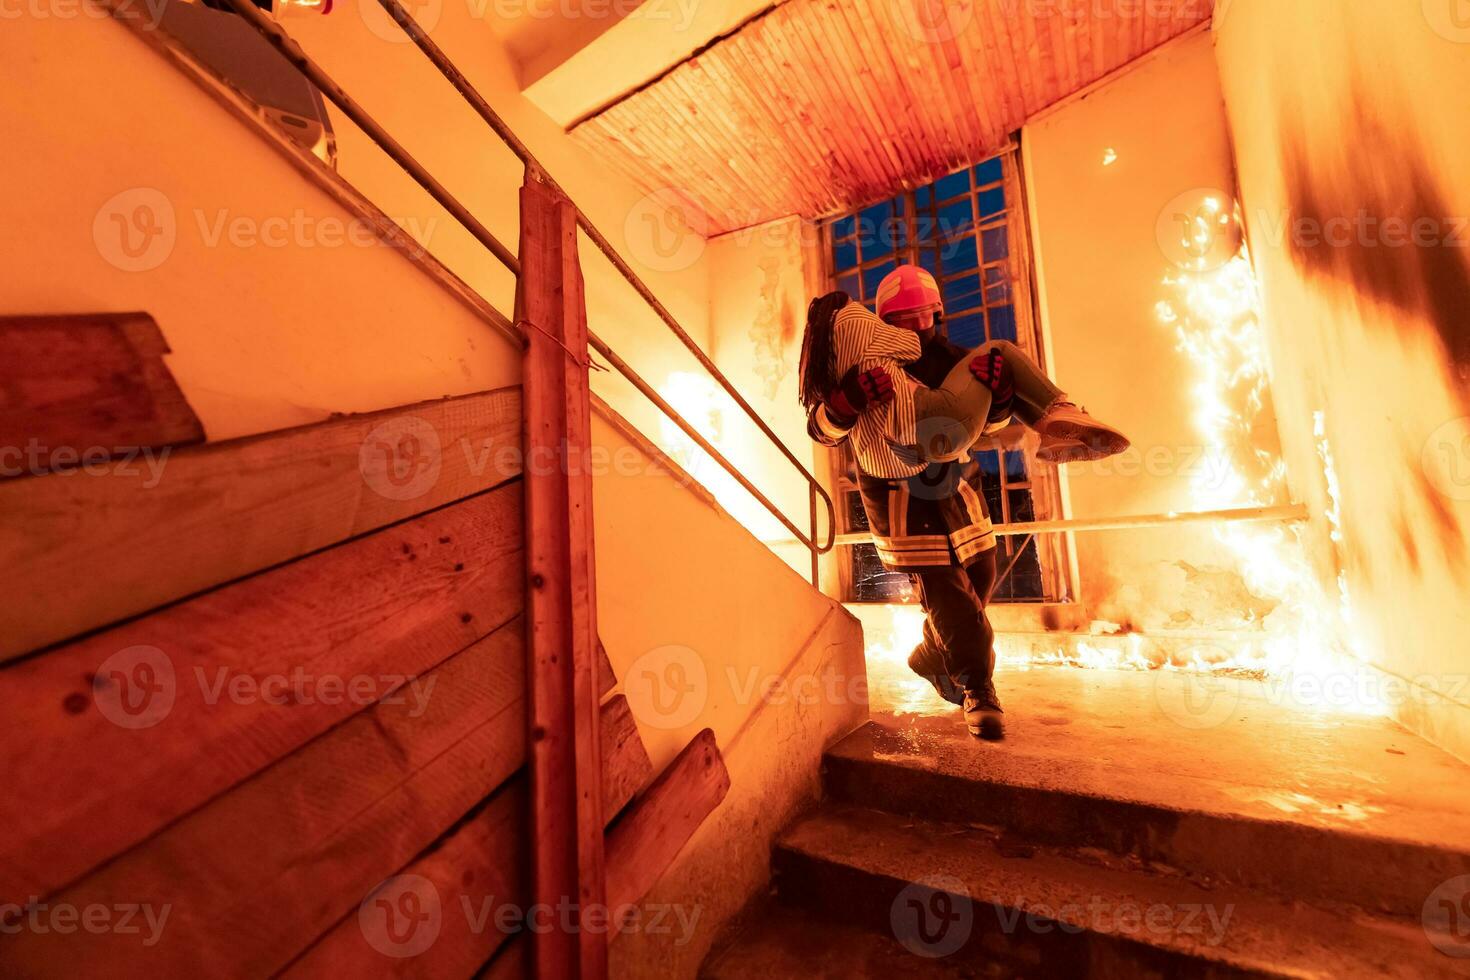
[702,666,1470,978]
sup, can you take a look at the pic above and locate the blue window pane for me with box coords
[938,234,978,272]
[832,240,858,272]
[832,214,856,240]
[989,304,1017,342]
[860,200,892,237]
[936,197,974,238]
[915,184,932,209]
[981,225,1009,261]
[974,156,1004,186]
[978,186,1006,219]
[945,312,984,349]
[976,449,1002,476]
[931,168,970,202]
[837,273,860,299]
[1005,451,1027,480]
[918,247,941,276]
[943,272,983,312]
[862,260,897,299]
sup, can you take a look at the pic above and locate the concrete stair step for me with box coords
[825,669,1470,918]
[770,803,1466,980]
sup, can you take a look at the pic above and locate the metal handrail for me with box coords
[220,0,836,584]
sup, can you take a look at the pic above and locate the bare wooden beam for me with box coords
[517,174,606,978]
[605,728,731,912]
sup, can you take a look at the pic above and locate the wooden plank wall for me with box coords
[0,382,655,977]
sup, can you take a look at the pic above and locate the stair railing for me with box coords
[212,3,835,977]
[219,0,836,588]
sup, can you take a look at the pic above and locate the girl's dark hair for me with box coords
[799,291,849,409]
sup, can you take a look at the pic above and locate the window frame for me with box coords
[821,146,1073,604]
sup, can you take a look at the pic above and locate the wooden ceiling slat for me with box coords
[766,5,890,202]
[881,2,979,170]
[731,25,860,211]
[790,3,907,195]
[570,0,1213,235]
[703,38,831,212]
[837,0,938,177]
[674,60,791,216]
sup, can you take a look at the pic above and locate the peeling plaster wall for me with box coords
[1215,1,1470,759]
[704,216,833,579]
[1023,30,1261,631]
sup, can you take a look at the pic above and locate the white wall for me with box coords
[0,2,715,446]
[285,0,717,445]
[0,9,520,440]
[1022,29,1265,630]
[1214,0,1470,760]
[700,216,836,579]
[590,402,867,976]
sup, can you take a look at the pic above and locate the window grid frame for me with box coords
[824,150,1062,604]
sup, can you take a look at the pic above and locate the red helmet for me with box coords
[875,265,942,320]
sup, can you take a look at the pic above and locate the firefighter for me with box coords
[804,265,1127,739]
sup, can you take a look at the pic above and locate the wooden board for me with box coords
[0,480,525,907]
[466,730,729,979]
[280,699,649,979]
[599,695,654,825]
[0,626,646,977]
[0,312,204,475]
[518,177,606,977]
[0,386,522,662]
[0,622,526,977]
[606,728,730,911]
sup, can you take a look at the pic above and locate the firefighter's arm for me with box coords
[806,366,895,447]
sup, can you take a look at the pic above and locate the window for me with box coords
[824,148,1067,603]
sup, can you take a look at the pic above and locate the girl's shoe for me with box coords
[1034,401,1130,464]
